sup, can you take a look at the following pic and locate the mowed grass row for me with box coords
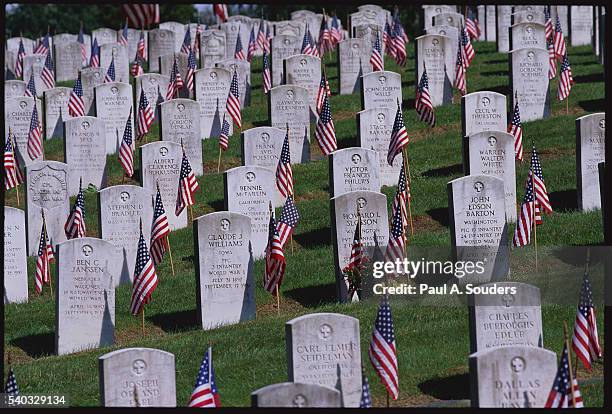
[4,41,604,406]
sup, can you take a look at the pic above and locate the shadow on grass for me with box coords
[11,332,54,358]
[485,58,507,64]
[148,309,199,333]
[487,84,511,95]
[578,98,605,112]
[208,198,224,212]
[427,207,449,227]
[418,373,470,400]
[573,73,604,84]
[551,245,607,267]
[293,227,332,247]
[549,189,578,212]
[422,163,463,177]
[402,98,416,109]
[252,119,269,127]
[480,70,508,77]
[284,282,337,307]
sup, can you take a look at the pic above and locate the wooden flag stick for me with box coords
[141,307,145,336]
[166,237,175,276]
[42,210,54,297]
[276,285,281,313]
[564,321,578,408]
[531,158,538,269]
[189,205,194,223]
[402,147,414,238]
[217,147,222,173]
[386,392,390,407]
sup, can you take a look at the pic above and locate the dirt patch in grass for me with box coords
[295,190,328,202]
[256,295,304,317]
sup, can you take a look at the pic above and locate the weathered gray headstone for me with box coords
[286,313,362,407]
[43,87,70,140]
[100,43,129,84]
[251,383,342,408]
[509,48,551,122]
[570,6,594,46]
[356,107,401,186]
[469,346,557,407]
[134,73,168,124]
[99,348,176,407]
[415,34,454,107]
[269,85,310,164]
[80,67,105,116]
[25,161,70,255]
[158,21,186,52]
[139,141,187,230]
[468,282,543,353]
[478,5,487,40]
[92,28,117,46]
[274,20,305,40]
[330,190,389,302]
[4,80,26,99]
[194,67,233,139]
[329,148,381,197]
[194,211,255,330]
[426,25,459,67]
[270,34,301,87]
[94,82,134,154]
[4,207,28,304]
[220,21,249,61]
[337,38,371,95]
[23,54,48,97]
[448,175,509,283]
[159,53,190,98]
[486,5,497,42]
[98,185,153,286]
[224,166,282,259]
[4,96,43,167]
[56,237,117,355]
[496,5,513,52]
[126,28,148,62]
[54,41,82,82]
[199,29,227,69]
[433,11,465,30]
[148,29,176,72]
[510,22,546,50]
[6,36,35,55]
[284,54,321,116]
[159,99,203,176]
[576,113,605,211]
[215,58,251,107]
[512,5,545,14]
[352,23,383,51]
[552,6,569,35]
[291,10,321,43]
[63,116,108,196]
[511,11,545,25]
[423,5,457,30]
[241,126,285,169]
[360,70,402,110]
[461,91,507,137]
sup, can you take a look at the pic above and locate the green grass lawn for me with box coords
[3,41,604,407]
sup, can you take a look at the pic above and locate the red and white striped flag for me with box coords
[572,269,602,371]
[513,171,536,247]
[547,37,557,79]
[262,50,271,94]
[68,72,85,117]
[64,179,86,239]
[26,103,43,161]
[391,163,409,231]
[461,26,475,68]
[454,36,467,95]
[119,20,129,46]
[131,52,144,77]
[166,56,184,100]
[369,295,399,400]
[557,53,574,101]
[384,195,406,263]
[343,213,365,273]
[34,33,50,55]
[317,15,333,55]
[276,195,300,248]
[129,220,159,315]
[25,72,37,98]
[247,27,257,62]
[314,94,337,155]
[35,215,55,294]
[544,343,584,408]
[213,4,228,24]
[175,147,200,216]
[257,20,267,52]
[275,126,293,198]
[104,55,116,83]
[4,129,24,190]
[137,30,146,59]
[218,114,230,151]
[544,7,553,41]
[528,144,552,218]
[465,8,481,40]
[226,70,242,129]
[137,86,154,139]
[508,95,523,161]
[150,185,170,265]
[15,38,26,79]
[188,347,221,408]
[315,70,331,114]
[186,47,197,92]
[90,38,100,68]
[553,16,566,60]
[78,26,87,65]
[387,102,409,166]
[234,30,246,60]
[122,4,159,29]
[118,109,134,177]
[369,30,384,72]
[415,66,435,127]
[263,208,286,295]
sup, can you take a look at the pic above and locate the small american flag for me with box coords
[262,50,271,94]
[4,368,19,395]
[553,16,566,60]
[275,126,293,198]
[545,343,584,408]
[360,371,372,408]
[384,194,406,263]
[544,7,553,41]
[513,170,536,247]
[263,208,286,295]
[315,70,331,114]
[392,19,406,66]
[461,26,475,68]
[219,114,230,151]
[129,221,159,315]
[465,8,481,40]
[276,195,300,248]
[137,86,154,139]
[68,72,85,117]
[547,37,557,79]
[572,269,602,370]
[257,20,267,52]
[343,212,365,273]
[186,47,197,92]
[137,30,146,59]
[104,55,116,83]
[234,30,246,60]
[226,69,242,129]
[90,38,100,68]
[314,94,337,155]
[370,30,384,72]
[27,103,43,161]
[247,27,257,62]
[15,38,26,79]
[213,4,228,24]
[166,56,184,100]
[4,129,24,190]
[25,72,37,97]
[331,15,343,44]
[265,24,272,53]
[454,36,466,95]
[384,20,395,57]
[181,29,192,54]
[301,24,316,56]
[318,15,332,55]
[35,216,55,294]
[64,179,86,239]
[118,109,134,177]
[369,295,399,400]
[508,96,524,161]
[557,52,574,101]
[131,53,144,77]
[387,102,409,166]
[78,26,87,65]
[392,163,410,231]
[34,32,50,55]
[529,144,552,217]
[188,347,221,407]
[415,66,435,127]
[122,4,159,29]
[175,147,200,215]
[119,21,129,46]
[150,185,170,265]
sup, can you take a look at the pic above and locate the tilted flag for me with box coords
[4,129,24,190]
[513,169,536,247]
[188,347,221,407]
[27,103,43,161]
[213,4,228,24]
[391,163,410,231]
[78,25,87,65]
[219,114,230,151]
[331,14,343,45]
[263,208,286,295]
[393,11,409,43]
[34,32,50,55]
[122,4,160,29]
[35,215,55,294]
[175,147,200,215]
[64,179,86,239]
[544,7,553,41]
[166,56,184,100]
[186,47,197,92]
[137,87,154,139]
[247,27,257,62]
[315,70,331,114]
[234,29,246,60]
[466,7,481,40]
[384,193,406,263]
[301,24,316,56]
[528,144,552,218]
[25,72,37,97]
[181,29,192,54]
[275,126,293,198]
[119,20,129,46]
[15,38,26,79]
[68,72,85,117]
[4,368,19,395]
[392,19,407,66]
[415,65,435,127]
[137,30,146,60]
[553,16,566,60]
[104,55,116,83]
[360,371,372,408]
[257,19,267,52]
[384,20,395,57]
[314,94,337,155]
[40,50,53,89]
[226,69,242,129]
[262,50,271,94]
[131,52,144,77]
[545,343,584,408]
[276,195,300,248]
[129,220,159,316]
[118,109,134,177]
[461,25,475,68]
[90,38,100,68]
[508,95,524,161]
[454,36,467,95]
[387,102,409,166]
[547,36,557,80]
[572,268,602,370]
[343,212,365,274]
[557,52,574,101]
[369,295,399,400]
[150,185,170,265]
[370,30,384,72]
[318,14,332,55]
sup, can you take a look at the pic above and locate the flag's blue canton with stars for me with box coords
[275,129,293,198]
[314,95,337,155]
[26,72,37,97]
[104,56,116,83]
[360,371,372,408]
[545,343,575,407]
[276,195,300,247]
[4,368,19,395]
[188,348,221,407]
[369,295,399,400]
[129,225,158,315]
[68,72,85,117]
[572,269,602,370]
[387,103,409,166]
[64,184,86,239]
[529,144,552,215]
